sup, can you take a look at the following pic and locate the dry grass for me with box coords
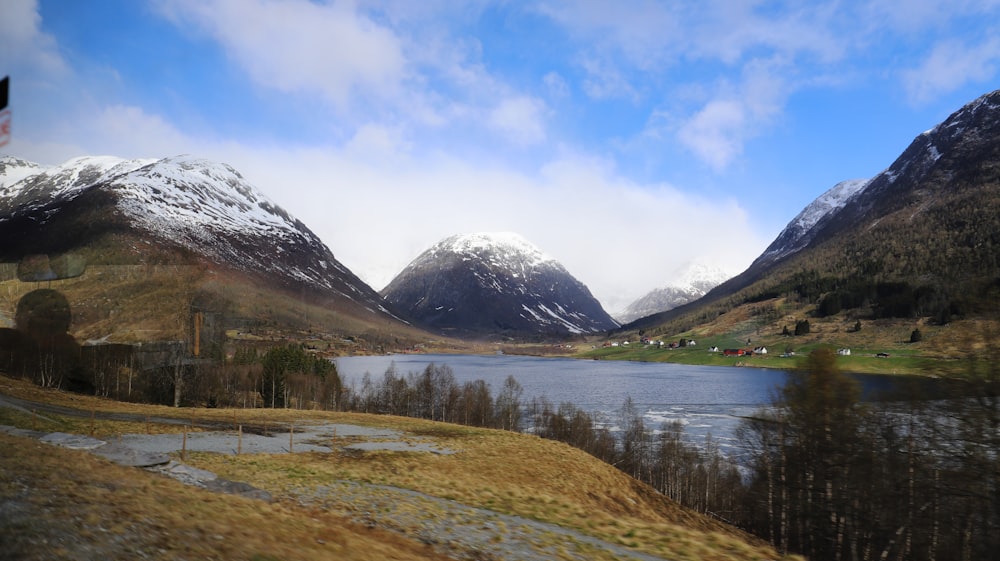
[193,428,787,561]
[0,432,454,561]
[0,376,795,561]
[1,262,439,349]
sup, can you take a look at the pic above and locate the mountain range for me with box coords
[4,87,1000,346]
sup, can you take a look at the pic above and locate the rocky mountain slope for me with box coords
[631,87,1000,331]
[381,232,618,337]
[0,154,403,340]
[753,178,869,267]
[617,263,730,324]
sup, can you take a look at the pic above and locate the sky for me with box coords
[3,0,1000,315]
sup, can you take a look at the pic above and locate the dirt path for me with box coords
[293,481,671,561]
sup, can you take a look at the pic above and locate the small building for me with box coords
[837,348,851,356]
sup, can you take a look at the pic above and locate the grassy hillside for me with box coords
[586,296,994,377]
[0,375,792,561]
[0,255,440,354]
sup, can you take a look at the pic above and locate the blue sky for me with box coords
[4,0,1000,314]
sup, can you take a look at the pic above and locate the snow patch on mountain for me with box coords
[0,155,154,213]
[424,232,555,273]
[383,232,618,336]
[617,262,730,323]
[0,156,45,189]
[0,154,392,316]
[756,178,869,264]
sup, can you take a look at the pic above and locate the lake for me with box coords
[334,353,915,457]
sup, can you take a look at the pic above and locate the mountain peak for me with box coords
[431,232,555,268]
[383,232,617,337]
[617,262,730,324]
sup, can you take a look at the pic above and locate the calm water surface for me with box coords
[336,353,794,454]
[335,353,912,456]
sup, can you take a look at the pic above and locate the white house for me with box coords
[837,348,851,356]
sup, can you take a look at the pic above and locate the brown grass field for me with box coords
[0,376,795,561]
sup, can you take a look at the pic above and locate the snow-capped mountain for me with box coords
[743,89,991,278]
[634,86,1000,334]
[0,154,396,319]
[0,156,46,189]
[753,178,869,267]
[617,262,730,324]
[816,89,1000,237]
[381,232,618,336]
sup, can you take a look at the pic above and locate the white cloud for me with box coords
[156,0,407,109]
[536,0,681,70]
[676,59,791,170]
[543,72,570,98]
[344,123,413,162]
[685,2,846,64]
[580,56,641,102]
[677,99,747,170]
[902,37,1000,105]
[862,0,1000,34]
[0,0,66,77]
[540,1,849,69]
[488,96,547,145]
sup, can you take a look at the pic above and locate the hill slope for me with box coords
[0,376,786,561]
[0,154,410,344]
[629,88,1000,335]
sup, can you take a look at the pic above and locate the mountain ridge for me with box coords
[625,87,1000,333]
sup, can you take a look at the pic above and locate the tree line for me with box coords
[737,346,999,561]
